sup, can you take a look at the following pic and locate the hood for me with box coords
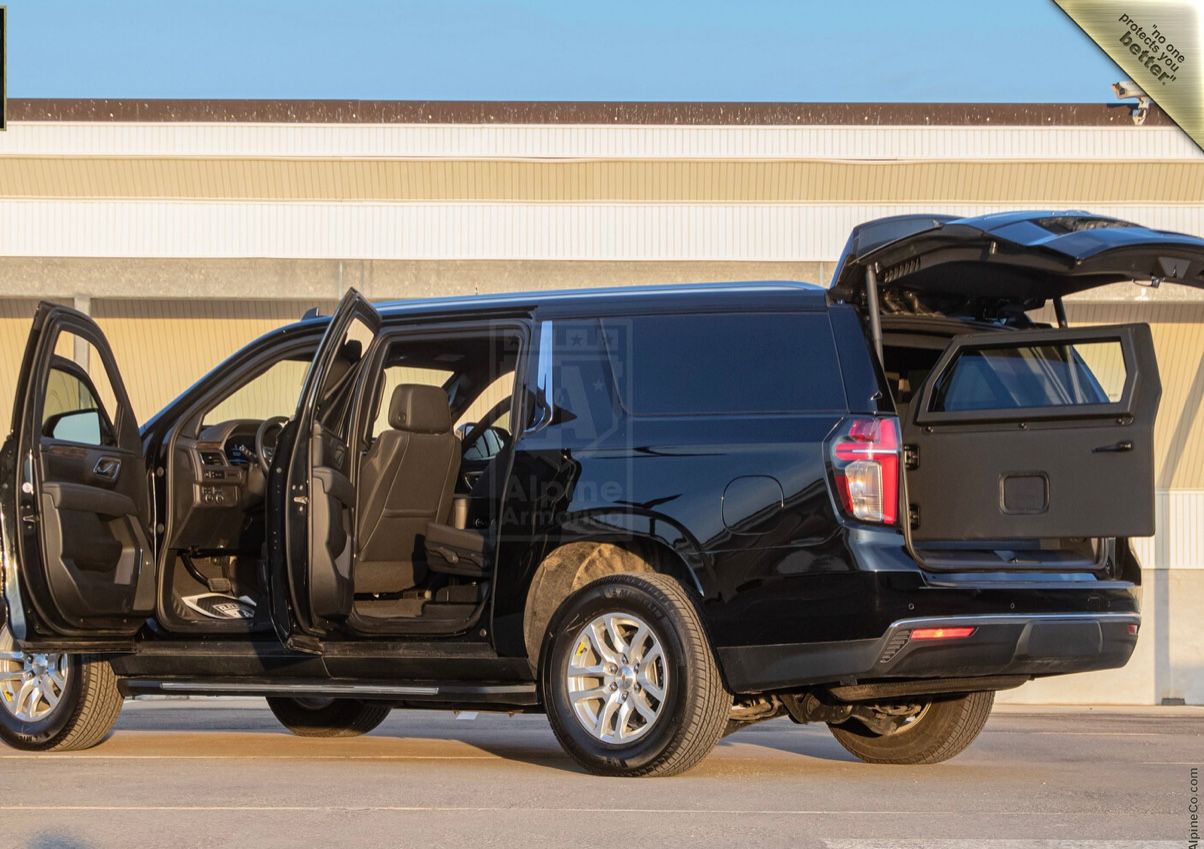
[829,211,1204,319]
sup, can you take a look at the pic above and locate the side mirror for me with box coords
[44,408,103,444]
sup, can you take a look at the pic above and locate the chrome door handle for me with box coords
[93,457,122,479]
[1093,440,1134,453]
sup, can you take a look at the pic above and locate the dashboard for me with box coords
[168,420,268,551]
[224,435,258,466]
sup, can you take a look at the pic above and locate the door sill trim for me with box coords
[120,677,539,704]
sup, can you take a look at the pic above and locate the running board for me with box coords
[120,678,540,706]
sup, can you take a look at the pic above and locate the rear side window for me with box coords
[600,313,845,415]
[930,340,1124,412]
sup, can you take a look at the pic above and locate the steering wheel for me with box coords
[460,397,512,453]
[254,416,289,474]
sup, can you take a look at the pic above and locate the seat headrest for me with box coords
[388,384,453,434]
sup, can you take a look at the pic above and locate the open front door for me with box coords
[1,303,153,647]
[269,289,379,648]
[906,323,1162,542]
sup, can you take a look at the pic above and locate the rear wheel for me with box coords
[0,627,124,752]
[266,697,391,738]
[827,690,994,764]
[542,572,730,777]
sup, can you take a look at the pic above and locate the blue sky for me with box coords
[6,0,1124,101]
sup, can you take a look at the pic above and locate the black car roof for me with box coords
[369,280,828,319]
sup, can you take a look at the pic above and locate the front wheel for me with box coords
[0,628,124,752]
[266,697,391,738]
[827,690,994,764]
[542,572,731,777]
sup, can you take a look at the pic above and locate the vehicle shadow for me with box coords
[110,704,862,775]
[434,717,864,774]
[24,833,98,849]
[715,720,862,763]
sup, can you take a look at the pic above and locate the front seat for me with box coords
[356,384,461,594]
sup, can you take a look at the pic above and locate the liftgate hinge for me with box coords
[903,444,919,470]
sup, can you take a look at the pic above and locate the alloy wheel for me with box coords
[564,612,669,744]
[0,637,70,723]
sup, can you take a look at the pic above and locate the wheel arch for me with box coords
[519,536,709,675]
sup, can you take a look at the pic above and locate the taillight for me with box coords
[828,416,900,525]
[910,627,976,640]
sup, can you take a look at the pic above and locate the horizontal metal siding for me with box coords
[3,200,1203,261]
[1130,491,1204,570]
[0,122,1199,161]
[4,157,1204,203]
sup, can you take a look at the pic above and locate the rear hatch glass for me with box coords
[929,339,1123,412]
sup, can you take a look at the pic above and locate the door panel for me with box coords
[3,304,152,644]
[906,324,1161,542]
[272,289,380,644]
[306,426,356,620]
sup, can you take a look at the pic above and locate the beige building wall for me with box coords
[0,298,68,424]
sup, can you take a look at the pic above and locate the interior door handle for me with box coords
[1093,440,1134,453]
[93,457,122,479]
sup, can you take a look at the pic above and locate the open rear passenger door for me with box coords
[906,323,1162,542]
[2,303,153,647]
[269,289,379,649]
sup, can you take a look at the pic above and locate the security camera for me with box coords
[1112,80,1147,100]
[1111,81,1151,126]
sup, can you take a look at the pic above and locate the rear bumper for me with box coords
[718,612,1140,694]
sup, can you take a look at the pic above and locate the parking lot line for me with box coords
[0,805,1140,816]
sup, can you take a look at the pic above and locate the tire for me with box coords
[828,690,995,765]
[0,630,124,752]
[541,572,730,777]
[266,697,391,738]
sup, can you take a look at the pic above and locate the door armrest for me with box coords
[42,481,136,517]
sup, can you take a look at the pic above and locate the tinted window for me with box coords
[42,333,120,447]
[601,313,844,415]
[43,366,105,444]
[930,340,1123,412]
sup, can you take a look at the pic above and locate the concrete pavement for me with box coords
[2,699,1200,848]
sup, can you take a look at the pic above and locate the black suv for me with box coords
[1,211,1200,776]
